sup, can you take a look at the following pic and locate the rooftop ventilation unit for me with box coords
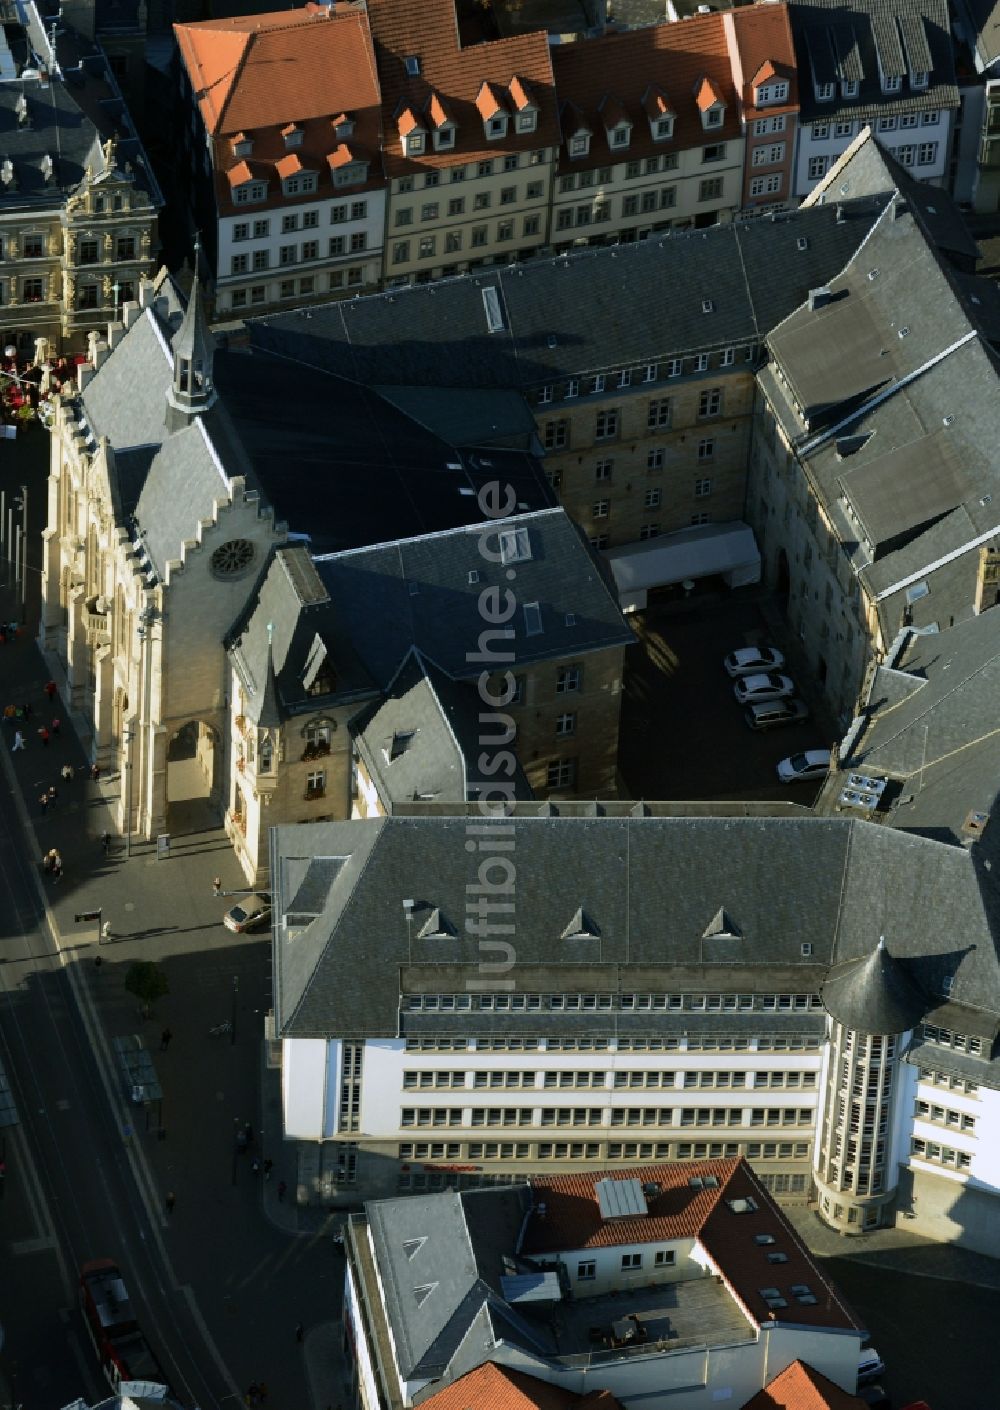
[807,286,832,311]
[837,772,887,813]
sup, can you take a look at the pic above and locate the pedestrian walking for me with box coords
[37,727,49,747]
[52,853,63,881]
[294,1323,303,1344]
[101,829,112,856]
[44,680,57,703]
[251,1157,261,1176]
[262,1158,273,1180]
[11,730,24,751]
[160,1028,172,1051]
[165,1191,176,1216]
[244,1121,254,1146]
[38,792,48,814]
[51,716,61,735]
[278,1180,287,1202]
[46,785,57,807]
[60,763,74,781]
[101,922,112,942]
[91,762,101,782]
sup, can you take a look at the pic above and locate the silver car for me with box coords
[733,672,796,705]
[723,645,785,677]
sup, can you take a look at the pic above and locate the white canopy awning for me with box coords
[606,521,761,607]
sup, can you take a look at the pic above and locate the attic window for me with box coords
[653,116,674,140]
[499,526,531,564]
[797,238,808,251]
[523,602,543,636]
[561,907,600,940]
[705,105,724,128]
[702,299,714,313]
[389,730,416,761]
[905,580,929,605]
[753,1234,775,1245]
[482,285,505,334]
[565,613,577,627]
[767,1252,789,1264]
[726,1197,758,1215]
[418,907,457,939]
[801,942,813,956]
[232,133,252,157]
[302,634,334,695]
[402,1237,427,1260]
[405,55,421,76]
[412,1283,437,1307]
[468,570,480,585]
[282,124,304,149]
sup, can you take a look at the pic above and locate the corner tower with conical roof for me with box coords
[165,242,217,433]
[813,937,927,1235]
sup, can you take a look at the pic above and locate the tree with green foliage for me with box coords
[124,961,169,1018]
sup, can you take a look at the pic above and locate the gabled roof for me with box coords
[175,6,381,135]
[694,74,726,109]
[366,0,558,174]
[249,197,888,390]
[417,1364,624,1410]
[744,1359,867,1410]
[726,2,799,114]
[551,14,739,170]
[787,0,958,122]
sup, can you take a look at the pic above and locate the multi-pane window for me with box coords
[593,499,610,519]
[648,398,671,428]
[556,665,581,693]
[698,438,715,461]
[918,142,938,165]
[698,388,722,418]
[699,177,724,201]
[543,419,569,450]
[808,156,828,180]
[644,488,661,509]
[595,409,619,440]
[595,459,613,480]
[647,448,665,471]
[555,712,576,737]
[547,758,576,789]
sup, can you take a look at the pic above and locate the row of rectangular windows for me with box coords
[911,1137,972,1170]
[393,152,549,193]
[917,1067,979,1095]
[403,1035,824,1052]
[808,142,938,182]
[914,1101,976,1133]
[393,219,541,262]
[398,1139,811,1161]
[397,1169,811,1192]
[404,991,824,1012]
[230,202,367,241]
[921,1024,985,1056]
[399,1106,816,1128]
[537,358,754,408]
[230,231,368,273]
[542,393,722,448]
[402,1069,818,1090]
[226,267,370,308]
[395,182,546,224]
[809,111,940,141]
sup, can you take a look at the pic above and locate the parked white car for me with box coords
[776,749,832,783]
[857,1348,886,1386]
[733,672,796,705]
[723,646,785,677]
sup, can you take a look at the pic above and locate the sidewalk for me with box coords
[0,627,348,1410]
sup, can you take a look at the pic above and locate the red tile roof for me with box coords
[521,1160,862,1336]
[551,16,741,173]
[417,1364,625,1410]
[725,2,799,117]
[175,6,384,218]
[476,80,507,120]
[744,1359,866,1410]
[366,0,559,175]
[695,74,725,110]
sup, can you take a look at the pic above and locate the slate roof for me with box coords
[311,507,634,683]
[78,281,556,573]
[351,649,533,807]
[806,127,980,268]
[269,814,1000,1042]
[954,0,1000,70]
[550,13,743,172]
[744,1359,867,1410]
[248,196,889,389]
[365,0,559,178]
[844,613,1000,842]
[0,20,159,212]
[822,937,928,1034]
[788,0,958,122]
[174,7,384,218]
[729,4,801,118]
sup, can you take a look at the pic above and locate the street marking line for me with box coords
[179,1284,242,1398]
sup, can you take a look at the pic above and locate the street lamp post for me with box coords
[123,724,135,858]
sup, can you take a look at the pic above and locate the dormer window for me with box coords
[644,84,674,142]
[610,124,630,149]
[328,144,369,187]
[570,134,590,157]
[842,78,859,98]
[653,115,674,141]
[477,81,509,140]
[282,171,317,196]
[695,75,726,132]
[426,92,457,152]
[282,123,304,150]
[756,81,789,105]
[231,132,252,158]
[815,81,835,102]
[912,70,929,89]
[510,75,539,132]
[404,131,424,155]
[882,73,902,93]
[333,112,356,140]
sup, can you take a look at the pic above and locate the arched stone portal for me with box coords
[166,719,222,834]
